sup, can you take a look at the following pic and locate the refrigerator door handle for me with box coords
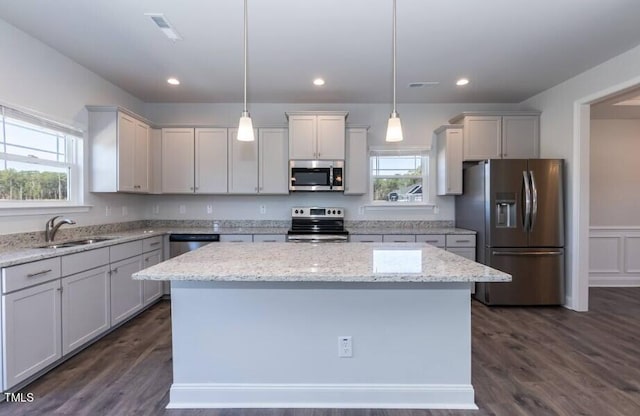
[492,250,563,256]
[530,170,538,231]
[522,171,531,231]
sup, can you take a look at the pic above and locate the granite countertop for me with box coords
[0,226,476,269]
[133,242,509,283]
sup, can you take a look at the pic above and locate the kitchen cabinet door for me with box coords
[2,279,62,390]
[142,250,163,306]
[259,128,289,194]
[228,128,259,194]
[162,128,195,193]
[502,116,539,158]
[463,116,502,161]
[62,265,110,355]
[133,120,150,192]
[288,115,317,159]
[317,115,346,160]
[195,128,228,193]
[344,128,368,195]
[436,125,463,195]
[110,256,143,326]
[117,112,136,192]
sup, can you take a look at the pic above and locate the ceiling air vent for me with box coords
[408,81,439,88]
[145,13,182,41]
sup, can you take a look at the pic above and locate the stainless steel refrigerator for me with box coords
[456,159,564,305]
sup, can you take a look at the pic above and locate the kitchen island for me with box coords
[133,242,510,410]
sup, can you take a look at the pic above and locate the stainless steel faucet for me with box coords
[45,216,76,242]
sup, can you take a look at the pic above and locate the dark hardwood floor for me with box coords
[1,288,640,416]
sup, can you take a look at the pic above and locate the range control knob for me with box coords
[337,210,342,215]
[294,209,299,214]
[300,209,304,214]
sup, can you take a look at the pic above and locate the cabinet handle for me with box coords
[27,269,52,278]
[149,242,160,246]
[456,239,471,243]
[144,257,150,262]
[425,240,438,243]
[111,267,119,274]
[317,152,321,158]
[56,287,63,292]
[189,187,194,191]
[263,240,277,243]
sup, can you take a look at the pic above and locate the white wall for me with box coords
[590,119,640,226]
[143,102,521,221]
[522,42,640,310]
[0,18,148,235]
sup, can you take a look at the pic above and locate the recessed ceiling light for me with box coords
[313,78,325,86]
[167,77,180,85]
[456,78,470,86]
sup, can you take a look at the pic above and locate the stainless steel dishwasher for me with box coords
[165,234,220,296]
[169,234,220,258]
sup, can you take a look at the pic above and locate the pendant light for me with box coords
[385,0,403,142]
[237,0,254,141]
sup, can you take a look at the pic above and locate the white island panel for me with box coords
[169,281,475,409]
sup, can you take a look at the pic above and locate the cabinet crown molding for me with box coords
[86,105,155,128]
[434,124,463,134]
[285,111,349,120]
[449,111,541,124]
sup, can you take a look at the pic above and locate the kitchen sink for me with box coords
[36,237,115,249]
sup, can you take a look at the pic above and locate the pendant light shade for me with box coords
[386,0,403,142]
[237,0,254,142]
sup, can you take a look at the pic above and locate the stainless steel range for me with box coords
[286,207,349,243]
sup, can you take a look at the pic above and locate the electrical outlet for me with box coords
[206,204,213,214]
[338,336,353,358]
[105,205,112,217]
[153,204,160,215]
[433,205,439,214]
[122,206,128,217]
[358,206,365,215]
[179,205,186,214]
[260,205,266,214]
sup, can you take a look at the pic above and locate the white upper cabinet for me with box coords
[287,111,347,160]
[344,127,368,195]
[435,125,463,195]
[259,128,289,194]
[88,107,151,193]
[449,112,540,161]
[196,128,228,193]
[228,128,289,194]
[228,128,259,193]
[162,128,228,194]
[162,128,195,193]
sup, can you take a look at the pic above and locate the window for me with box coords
[0,105,82,205]
[370,149,429,204]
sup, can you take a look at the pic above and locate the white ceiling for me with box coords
[2,0,640,104]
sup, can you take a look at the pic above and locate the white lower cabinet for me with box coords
[61,265,110,355]
[142,250,163,306]
[2,279,62,390]
[349,234,383,243]
[110,256,143,326]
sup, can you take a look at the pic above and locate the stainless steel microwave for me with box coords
[289,160,344,191]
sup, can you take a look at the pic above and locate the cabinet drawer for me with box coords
[349,234,383,243]
[110,240,143,263]
[142,236,163,253]
[415,235,446,248]
[61,247,109,277]
[252,234,286,243]
[382,235,416,243]
[446,235,475,247]
[220,234,253,243]
[2,257,62,294]
[446,247,476,261]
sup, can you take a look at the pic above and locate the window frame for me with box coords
[368,148,433,208]
[0,104,86,213]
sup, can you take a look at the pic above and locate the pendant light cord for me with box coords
[392,0,397,115]
[243,0,248,114]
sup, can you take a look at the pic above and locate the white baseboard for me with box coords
[167,383,477,410]
[590,276,640,287]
